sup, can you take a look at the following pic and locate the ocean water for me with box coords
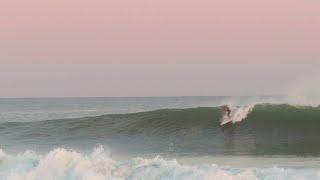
[1,96,320,180]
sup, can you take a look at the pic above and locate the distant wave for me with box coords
[1,104,320,155]
[1,147,319,180]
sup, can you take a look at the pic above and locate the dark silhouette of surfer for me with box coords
[222,105,231,117]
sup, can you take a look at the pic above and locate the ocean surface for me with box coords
[1,96,320,180]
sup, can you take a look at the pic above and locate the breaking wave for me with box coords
[1,147,320,180]
[1,104,320,155]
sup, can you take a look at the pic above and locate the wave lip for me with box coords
[1,147,320,180]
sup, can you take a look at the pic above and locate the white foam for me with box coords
[1,147,320,180]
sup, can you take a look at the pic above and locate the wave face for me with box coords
[1,104,320,156]
[1,147,320,180]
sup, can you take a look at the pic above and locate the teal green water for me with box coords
[1,103,320,156]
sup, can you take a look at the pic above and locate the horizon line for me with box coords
[0,95,286,99]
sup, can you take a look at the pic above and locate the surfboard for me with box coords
[220,117,232,125]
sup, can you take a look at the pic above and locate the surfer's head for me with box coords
[221,105,231,115]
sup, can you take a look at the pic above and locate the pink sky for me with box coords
[0,0,319,97]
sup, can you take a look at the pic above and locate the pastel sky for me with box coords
[1,0,319,97]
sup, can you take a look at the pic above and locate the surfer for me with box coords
[221,105,231,117]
